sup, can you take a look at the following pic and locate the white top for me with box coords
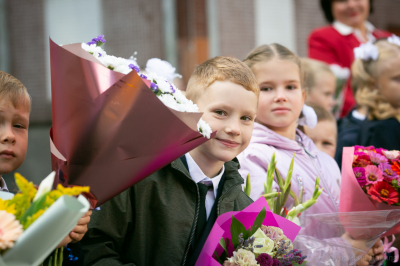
[333,20,376,43]
[352,109,367,121]
[185,153,225,220]
[0,177,8,192]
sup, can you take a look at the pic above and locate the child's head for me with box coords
[352,39,400,120]
[0,71,31,176]
[186,57,259,163]
[243,44,305,138]
[303,103,337,158]
[301,58,336,112]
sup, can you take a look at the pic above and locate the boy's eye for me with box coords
[260,87,272,91]
[241,116,252,121]
[214,110,226,116]
[13,124,25,129]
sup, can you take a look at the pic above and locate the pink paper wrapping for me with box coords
[49,39,214,208]
[195,197,301,266]
[339,147,400,237]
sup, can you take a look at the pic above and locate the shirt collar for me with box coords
[333,20,375,40]
[0,177,8,192]
[185,153,224,197]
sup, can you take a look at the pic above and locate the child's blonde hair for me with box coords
[0,71,31,111]
[352,40,400,120]
[186,56,259,103]
[301,58,334,94]
[243,43,304,87]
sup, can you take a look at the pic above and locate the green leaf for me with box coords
[289,189,299,206]
[249,206,266,236]
[274,169,285,192]
[281,182,291,210]
[274,194,281,216]
[292,261,307,266]
[20,192,49,224]
[230,216,247,248]
[219,237,228,252]
[265,153,276,193]
[244,174,251,197]
[284,153,295,191]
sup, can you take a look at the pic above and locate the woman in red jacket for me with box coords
[308,0,391,117]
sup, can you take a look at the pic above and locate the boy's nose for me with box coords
[225,120,240,136]
[0,127,16,144]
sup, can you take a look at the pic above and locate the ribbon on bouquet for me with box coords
[383,235,399,263]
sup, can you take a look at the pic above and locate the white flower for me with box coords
[33,172,55,202]
[382,150,400,160]
[329,64,350,80]
[354,42,379,61]
[250,228,275,256]
[145,58,182,82]
[98,55,132,74]
[224,249,259,266]
[81,43,107,58]
[388,34,400,47]
[197,118,212,139]
[287,216,301,226]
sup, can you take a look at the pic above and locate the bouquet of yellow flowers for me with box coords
[0,172,90,266]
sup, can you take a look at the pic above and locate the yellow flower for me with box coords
[0,199,16,215]
[9,193,31,220]
[22,209,45,229]
[14,173,37,201]
[56,184,90,196]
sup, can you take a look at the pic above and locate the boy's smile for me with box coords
[189,80,258,177]
[0,98,29,175]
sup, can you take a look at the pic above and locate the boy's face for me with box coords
[193,80,258,163]
[304,120,337,158]
[0,98,29,175]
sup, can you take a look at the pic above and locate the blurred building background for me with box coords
[1,0,399,190]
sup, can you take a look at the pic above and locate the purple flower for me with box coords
[353,167,367,186]
[128,64,140,73]
[150,82,159,92]
[87,35,106,46]
[170,84,176,93]
[98,53,102,57]
[272,258,282,266]
[140,74,147,79]
[256,253,273,266]
[369,151,388,165]
[379,163,399,180]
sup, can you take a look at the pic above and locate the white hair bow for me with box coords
[298,104,318,129]
[388,34,400,47]
[354,41,379,61]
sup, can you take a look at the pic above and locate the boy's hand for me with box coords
[355,239,384,266]
[56,210,92,248]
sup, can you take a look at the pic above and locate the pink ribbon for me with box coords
[383,235,399,263]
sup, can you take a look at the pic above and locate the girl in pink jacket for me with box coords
[237,43,384,265]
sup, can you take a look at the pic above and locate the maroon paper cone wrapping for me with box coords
[49,39,214,207]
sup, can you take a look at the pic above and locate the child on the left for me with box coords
[0,70,92,249]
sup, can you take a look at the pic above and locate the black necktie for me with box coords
[194,183,212,245]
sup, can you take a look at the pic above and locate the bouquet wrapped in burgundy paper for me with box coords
[49,36,213,208]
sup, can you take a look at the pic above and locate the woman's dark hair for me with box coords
[320,0,374,23]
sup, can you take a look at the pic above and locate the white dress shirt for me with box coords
[185,153,225,220]
[333,20,376,43]
[0,176,8,192]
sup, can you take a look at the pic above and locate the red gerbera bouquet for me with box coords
[352,145,400,205]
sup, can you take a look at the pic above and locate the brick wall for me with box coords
[102,0,164,69]
[7,1,51,123]
[217,0,256,60]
